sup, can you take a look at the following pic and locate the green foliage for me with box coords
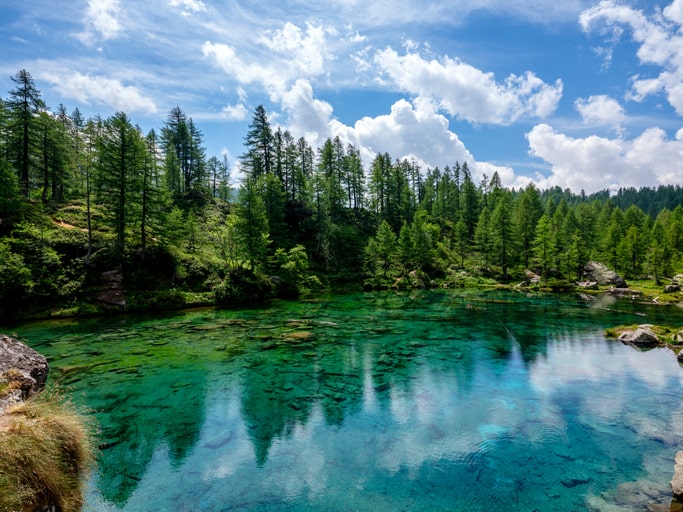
[364,220,399,287]
[213,267,273,307]
[0,240,32,311]
[271,245,321,298]
[490,191,515,278]
[3,79,683,314]
[0,159,21,223]
[531,214,553,283]
[235,177,270,270]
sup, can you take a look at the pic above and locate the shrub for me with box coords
[0,242,32,313]
[214,268,273,307]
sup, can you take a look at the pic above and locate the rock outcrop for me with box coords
[672,451,683,501]
[583,261,627,288]
[618,325,659,348]
[97,268,126,308]
[0,334,49,414]
[666,284,681,293]
[525,269,541,285]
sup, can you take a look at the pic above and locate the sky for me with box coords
[1,0,683,193]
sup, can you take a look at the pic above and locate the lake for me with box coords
[8,290,683,511]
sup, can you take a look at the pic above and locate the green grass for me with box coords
[626,279,683,304]
[605,323,683,345]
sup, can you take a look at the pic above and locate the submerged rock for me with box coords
[282,331,314,342]
[0,334,49,414]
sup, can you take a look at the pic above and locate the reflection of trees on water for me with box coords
[93,365,207,504]
[237,290,625,466]
[239,335,368,465]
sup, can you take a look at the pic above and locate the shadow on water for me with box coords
[8,289,683,510]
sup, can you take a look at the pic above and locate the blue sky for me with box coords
[1,0,682,193]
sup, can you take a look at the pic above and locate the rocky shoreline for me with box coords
[609,324,683,510]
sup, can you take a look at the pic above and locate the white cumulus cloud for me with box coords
[527,123,683,193]
[374,48,563,125]
[575,94,626,130]
[280,79,335,148]
[203,21,333,102]
[78,0,122,45]
[220,103,248,121]
[581,0,683,116]
[41,71,157,114]
[258,22,331,77]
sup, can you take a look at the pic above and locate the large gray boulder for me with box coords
[583,261,627,288]
[0,334,49,414]
[618,326,659,347]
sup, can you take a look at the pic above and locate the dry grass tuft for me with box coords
[0,389,96,512]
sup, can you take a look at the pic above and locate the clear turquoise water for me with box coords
[8,290,683,511]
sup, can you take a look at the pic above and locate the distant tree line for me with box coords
[1,69,682,315]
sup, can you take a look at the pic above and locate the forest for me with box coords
[1,69,683,318]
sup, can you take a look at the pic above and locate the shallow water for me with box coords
[9,290,683,511]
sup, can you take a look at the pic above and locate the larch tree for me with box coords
[531,214,553,283]
[241,105,273,179]
[96,112,147,254]
[6,69,45,197]
[514,183,543,269]
[235,177,270,270]
[491,190,515,278]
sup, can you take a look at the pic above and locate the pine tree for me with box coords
[515,183,543,269]
[454,217,468,268]
[36,111,70,202]
[235,177,270,270]
[491,191,515,278]
[531,214,553,283]
[474,206,492,270]
[161,106,187,198]
[344,143,365,210]
[6,69,45,197]
[139,129,168,256]
[96,112,147,254]
[366,220,398,280]
[241,105,273,179]
[648,217,666,285]
[368,152,392,222]
[460,163,480,240]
